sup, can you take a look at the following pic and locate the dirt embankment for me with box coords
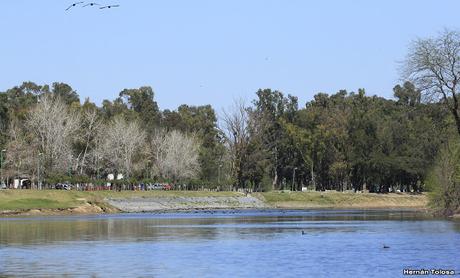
[106,195,267,212]
[0,202,119,216]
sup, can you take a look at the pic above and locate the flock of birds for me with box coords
[65,2,120,11]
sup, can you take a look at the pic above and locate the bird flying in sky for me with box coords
[65,2,84,11]
[99,4,120,9]
[83,2,100,7]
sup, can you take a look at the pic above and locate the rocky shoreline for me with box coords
[106,195,268,212]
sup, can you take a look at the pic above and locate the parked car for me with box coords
[55,183,72,190]
[145,183,156,190]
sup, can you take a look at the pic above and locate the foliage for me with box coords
[426,142,460,215]
[401,28,460,215]
[0,80,453,194]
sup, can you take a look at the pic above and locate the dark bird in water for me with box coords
[83,2,100,7]
[301,231,305,235]
[383,244,390,249]
[100,4,120,9]
[66,2,84,11]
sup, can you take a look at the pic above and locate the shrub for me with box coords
[426,142,460,216]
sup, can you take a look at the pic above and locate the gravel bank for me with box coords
[106,195,268,212]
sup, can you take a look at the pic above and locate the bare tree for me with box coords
[148,129,169,178]
[99,117,146,178]
[27,95,80,175]
[75,107,102,174]
[402,29,460,136]
[4,119,38,185]
[88,126,106,179]
[149,129,200,181]
[220,98,251,187]
[165,130,200,181]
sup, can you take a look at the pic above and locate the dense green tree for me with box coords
[0,93,9,150]
[393,81,421,107]
[4,82,44,120]
[51,82,79,105]
[101,98,132,120]
[250,89,298,189]
[119,86,160,132]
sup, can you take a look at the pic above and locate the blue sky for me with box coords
[1,0,459,111]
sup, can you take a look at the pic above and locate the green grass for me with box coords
[0,191,83,211]
[258,191,428,208]
[1,198,62,210]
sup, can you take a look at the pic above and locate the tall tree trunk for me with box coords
[452,108,460,138]
[272,149,278,190]
[310,162,315,190]
[272,169,278,190]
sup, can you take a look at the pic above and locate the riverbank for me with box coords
[0,190,429,216]
[257,191,428,209]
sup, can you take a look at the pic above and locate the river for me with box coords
[0,210,459,277]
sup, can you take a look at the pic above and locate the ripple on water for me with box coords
[0,210,458,278]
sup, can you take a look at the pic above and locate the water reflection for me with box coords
[0,210,431,246]
[0,210,459,278]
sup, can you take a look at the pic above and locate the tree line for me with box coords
[0,80,452,192]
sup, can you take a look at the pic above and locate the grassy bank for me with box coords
[258,191,428,209]
[0,190,428,215]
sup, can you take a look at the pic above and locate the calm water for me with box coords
[0,210,459,278]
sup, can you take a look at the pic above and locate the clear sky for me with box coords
[1,0,459,111]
